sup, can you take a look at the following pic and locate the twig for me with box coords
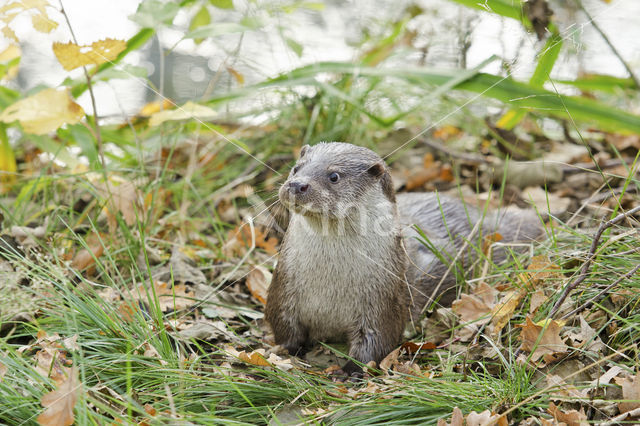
[561,262,640,319]
[549,204,640,318]
[600,406,640,426]
[58,1,104,161]
[576,0,640,89]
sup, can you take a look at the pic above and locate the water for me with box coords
[5,0,640,119]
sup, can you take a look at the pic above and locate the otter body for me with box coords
[265,143,541,372]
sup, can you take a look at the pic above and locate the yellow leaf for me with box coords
[2,26,17,42]
[36,367,80,426]
[31,12,58,33]
[0,44,20,80]
[0,138,17,189]
[52,39,127,71]
[0,88,85,135]
[148,101,216,126]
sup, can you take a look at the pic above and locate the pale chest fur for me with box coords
[281,197,399,341]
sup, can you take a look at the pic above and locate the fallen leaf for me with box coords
[223,225,279,257]
[246,265,271,305]
[401,341,436,354]
[149,101,217,126]
[452,293,492,324]
[71,232,104,273]
[53,39,126,71]
[566,316,604,353]
[517,316,568,363]
[437,406,464,426]
[0,44,20,80]
[0,88,84,135]
[490,289,525,336]
[547,402,588,426]
[617,372,640,413]
[466,410,508,426]
[529,289,547,313]
[133,281,195,312]
[37,367,79,426]
[0,362,6,381]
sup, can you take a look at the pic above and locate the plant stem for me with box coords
[58,0,105,167]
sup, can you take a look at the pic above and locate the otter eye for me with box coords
[292,165,300,175]
[328,172,340,183]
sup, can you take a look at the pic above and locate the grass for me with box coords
[1,119,639,424]
[2,2,640,423]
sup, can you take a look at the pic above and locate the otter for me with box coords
[264,142,541,374]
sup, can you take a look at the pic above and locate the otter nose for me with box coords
[288,181,309,195]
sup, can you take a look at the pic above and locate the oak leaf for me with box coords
[517,316,568,363]
[616,372,640,413]
[547,402,588,426]
[0,89,84,134]
[246,265,271,305]
[37,367,79,426]
[53,39,126,71]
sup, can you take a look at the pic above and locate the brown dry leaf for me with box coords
[0,362,7,381]
[223,225,279,257]
[0,88,84,134]
[71,232,105,272]
[547,402,588,426]
[225,347,275,367]
[401,341,436,354]
[466,410,508,426]
[94,178,143,229]
[53,39,126,71]
[605,133,640,151]
[405,153,441,190]
[490,289,525,336]
[437,406,464,426]
[37,367,80,426]
[379,347,400,371]
[547,375,587,401]
[566,316,604,353]
[616,372,640,413]
[517,316,568,363]
[529,289,547,313]
[433,125,462,140]
[475,281,499,306]
[246,265,271,305]
[523,255,561,288]
[452,293,492,324]
[133,281,195,312]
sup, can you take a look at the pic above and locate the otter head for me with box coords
[279,142,396,222]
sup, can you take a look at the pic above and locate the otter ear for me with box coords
[367,162,385,178]
[299,144,310,159]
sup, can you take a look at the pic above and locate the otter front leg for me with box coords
[269,312,310,357]
[344,318,404,375]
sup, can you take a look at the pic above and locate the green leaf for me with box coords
[284,37,303,57]
[556,74,636,93]
[63,124,100,169]
[95,64,148,82]
[184,22,248,40]
[206,61,640,134]
[190,6,211,44]
[209,0,234,10]
[129,0,180,28]
[448,0,525,22]
[497,32,563,129]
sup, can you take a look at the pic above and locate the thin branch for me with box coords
[561,262,640,319]
[549,204,640,318]
[58,1,104,161]
[576,0,640,89]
